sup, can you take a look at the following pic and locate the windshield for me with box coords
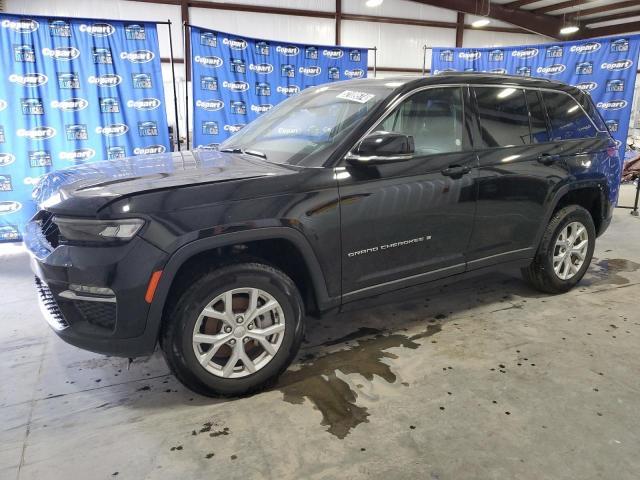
[219,83,394,166]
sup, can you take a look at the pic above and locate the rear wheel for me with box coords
[161,263,304,397]
[522,205,595,294]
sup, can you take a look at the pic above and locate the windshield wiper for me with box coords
[220,147,267,159]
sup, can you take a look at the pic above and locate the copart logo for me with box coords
[276,45,300,56]
[222,38,248,50]
[0,153,16,167]
[251,104,273,114]
[9,73,48,87]
[0,100,7,112]
[299,66,321,77]
[512,48,538,59]
[459,51,480,61]
[536,64,566,75]
[1,19,39,33]
[134,145,166,155]
[323,48,343,59]
[59,149,96,161]
[222,81,249,92]
[50,98,89,112]
[23,176,41,186]
[17,127,56,141]
[596,100,628,110]
[601,59,633,71]
[88,74,122,87]
[42,47,80,61]
[575,81,598,92]
[120,50,154,63]
[224,124,245,133]
[195,55,223,68]
[196,99,224,111]
[80,23,115,36]
[345,69,365,78]
[249,63,274,74]
[96,124,129,136]
[0,201,21,215]
[127,98,161,111]
[277,85,300,96]
[570,42,601,54]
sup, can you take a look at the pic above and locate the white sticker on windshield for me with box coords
[336,90,376,104]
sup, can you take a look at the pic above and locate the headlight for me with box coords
[53,217,145,244]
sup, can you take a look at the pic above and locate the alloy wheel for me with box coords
[192,288,286,378]
[552,221,589,281]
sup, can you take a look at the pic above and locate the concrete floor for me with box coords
[1,184,639,480]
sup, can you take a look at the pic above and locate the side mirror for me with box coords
[346,131,415,165]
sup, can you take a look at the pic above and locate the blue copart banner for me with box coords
[0,14,170,242]
[190,25,369,149]
[432,35,640,170]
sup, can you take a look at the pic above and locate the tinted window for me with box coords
[380,87,463,155]
[526,90,550,143]
[542,91,597,140]
[475,87,530,147]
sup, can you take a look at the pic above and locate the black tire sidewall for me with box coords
[163,264,304,397]
[539,206,596,292]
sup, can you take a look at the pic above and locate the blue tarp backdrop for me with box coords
[190,25,369,149]
[431,35,640,168]
[0,14,169,242]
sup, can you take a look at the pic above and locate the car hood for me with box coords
[34,149,298,212]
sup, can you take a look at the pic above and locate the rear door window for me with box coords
[525,90,550,144]
[542,91,597,140]
[473,87,531,148]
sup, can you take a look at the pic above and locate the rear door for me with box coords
[337,86,478,301]
[467,85,561,269]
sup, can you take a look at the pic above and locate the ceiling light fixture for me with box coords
[560,25,579,35]
[365,0,384,7]
[560,11,579,35]
[472,18,491,28]
[472,0,491,28]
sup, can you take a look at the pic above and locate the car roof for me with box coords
[346,73,581,96]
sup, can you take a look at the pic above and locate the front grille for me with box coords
[35,277,69,330]
[75,301,117,330]
[39,211,60,248]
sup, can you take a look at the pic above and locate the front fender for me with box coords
[143,226,338,348]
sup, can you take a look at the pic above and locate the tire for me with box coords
[160,262,305,397]
[521,205,596,294]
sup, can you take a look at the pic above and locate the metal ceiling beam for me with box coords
[455,12,465,47]
[580,20,640,38]
[406,0,565,38]
[566,0,640,18]
[583,10,640,26]
[502,0,543,8]
[532,0,595,15]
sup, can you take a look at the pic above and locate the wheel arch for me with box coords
[536,179,609,248]
[146,227,337,344]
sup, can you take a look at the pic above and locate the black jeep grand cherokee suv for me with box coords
[25,74,618,396]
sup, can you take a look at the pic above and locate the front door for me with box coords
[337,86,478,302]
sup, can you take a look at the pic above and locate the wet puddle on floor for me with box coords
[276,324,441,438]
[582,258,640,287]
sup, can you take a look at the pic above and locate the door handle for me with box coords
[537,153,560,165]
[441,164,471,179]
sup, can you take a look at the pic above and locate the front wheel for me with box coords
[522,205,596,294]
[161,262,305,397]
